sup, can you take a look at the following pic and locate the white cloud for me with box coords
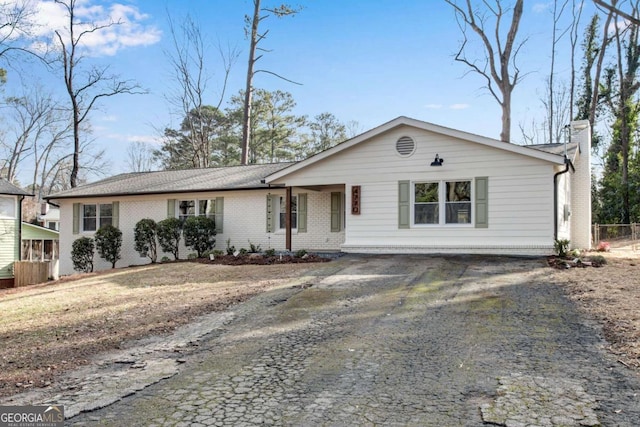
[109,134,162,145]
[532,2,552,13]
[425,104,443,109]
[449,103,470,110]
[24,0,161,57]
[126,134,160,145]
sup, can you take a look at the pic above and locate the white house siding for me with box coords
[0,217,18,279]
[271,125,558,255]
[211,189,343,253]
[58,189,343,275]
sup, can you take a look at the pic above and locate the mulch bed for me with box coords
[547,255,608,269]
[192,253,331,266]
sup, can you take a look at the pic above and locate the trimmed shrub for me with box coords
[157,217,182,260]
[134,218,158,263]
[94,224,123,269]
[71,237,94,273]
[183,216,216,258]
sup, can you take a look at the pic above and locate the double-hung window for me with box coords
[178,199,216,221]
[82,203,113,232]
[279,195,297,229]
[170,198,223,233]
[199,200,216,219]
[445,181,471,224]
[413,180,472,226]
[414,182,439,224]
[178,200,196,221]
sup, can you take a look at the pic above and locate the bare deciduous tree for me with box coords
[53,0,144,188]
[589,3,617,129]
[165,14,239,169]
[445,0,525,142]
[569,0,585,120]
[547,0,570,144]
[126,141,156,173]
[0,85,72,200]
[600,1,640,224]
[241,0,301,164]
[0,0,41,83]
[594,0,640,25]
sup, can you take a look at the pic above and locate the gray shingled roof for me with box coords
[0,178,31,196]
[527,141,578,158]
[46,163,294,200]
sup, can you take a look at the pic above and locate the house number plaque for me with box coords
[351,185,361,215]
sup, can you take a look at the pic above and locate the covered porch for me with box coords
[21,222,60,279]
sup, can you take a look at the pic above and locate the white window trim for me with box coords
[411,179,474,228]
[81,203,113,233]
[275,194,298,235]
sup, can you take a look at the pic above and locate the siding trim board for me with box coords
[341,245,553,256]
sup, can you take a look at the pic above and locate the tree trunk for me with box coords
[241,0,261,165]
[70,110,80,188]
[589,8,615,129]
[500,94,511,143]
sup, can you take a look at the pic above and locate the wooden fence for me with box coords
[592,223,639,251]
[14,261,50,287]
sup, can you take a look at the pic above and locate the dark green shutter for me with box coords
[298,193,307,233]
[398,181,410,229]
[475,177,489,228]
[215,197,224,234]
[331,192,341,232]
[72,203,80,235]
[266,195,276,233]
[112,201,119,228]
[167,199,176,218]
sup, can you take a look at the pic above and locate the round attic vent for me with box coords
[396,136,416,156]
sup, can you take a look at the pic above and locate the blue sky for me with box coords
[4,0,602,179]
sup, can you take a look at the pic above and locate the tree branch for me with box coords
[254,69,303,85]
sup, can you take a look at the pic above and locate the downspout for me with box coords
[553,157,575,241]
[18,196,24,261]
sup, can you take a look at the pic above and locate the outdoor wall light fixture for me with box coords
[430,154,444,166]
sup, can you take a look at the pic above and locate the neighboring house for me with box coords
[37,203,61,231]
[47,117,591,276]
[21,222,60,280]
[0,179,32,287]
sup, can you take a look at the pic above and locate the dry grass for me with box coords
[551,252,640,370]
[0,262,318,398]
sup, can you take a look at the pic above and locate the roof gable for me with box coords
[266,116,566,183]
[0,179,31,196]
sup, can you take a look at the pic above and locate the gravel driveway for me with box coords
[68,254,640,426]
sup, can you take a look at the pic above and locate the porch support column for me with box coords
[285,186,292,251]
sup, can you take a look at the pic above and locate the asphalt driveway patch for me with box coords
[53,255,640,425]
